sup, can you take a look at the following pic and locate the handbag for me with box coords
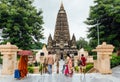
[14,69,20,79]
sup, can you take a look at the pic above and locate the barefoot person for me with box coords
[80,54,87,73]
[64,53,73,77]
[18,56,28,79]
[46,51,54,74]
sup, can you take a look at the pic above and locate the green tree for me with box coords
[76,37,93,55]
[76,37,88,49]
[85,0,120,50]
[31,42,45,49]
[0,0,44,50]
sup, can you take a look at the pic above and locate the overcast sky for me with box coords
[33,0,94,43]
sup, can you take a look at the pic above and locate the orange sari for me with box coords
[18,56,28,78]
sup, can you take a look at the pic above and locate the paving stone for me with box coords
[0,63,120,82]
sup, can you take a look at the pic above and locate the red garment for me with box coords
[64,65,69,75]
[81,56,86,66]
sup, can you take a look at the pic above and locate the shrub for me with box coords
[28,65,34,73]
[85,63,93,72]
[93,55,97,60]
[0,58,2,64]
[0,54,3,64]
[111,54,120,68]
[74,66,79,72]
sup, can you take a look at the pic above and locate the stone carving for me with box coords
[93,42,114,74]
[0,42,18,75]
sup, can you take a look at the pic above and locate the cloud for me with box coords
[33,0,94,43]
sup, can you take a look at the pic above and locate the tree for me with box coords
[31,42,45,49]
[76,37,88,49]
[0,0,44,50]
[76,37,93,55]
[85,0,120,50]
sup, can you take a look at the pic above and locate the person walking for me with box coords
[56,59,59,74]
[64,53,73,77]
[18,55,28,79]
[46,51,54,74]
[80,54,87,73]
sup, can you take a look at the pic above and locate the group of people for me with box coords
[39,52,87,76]
[63,54,87,77]
[15,51,87,79]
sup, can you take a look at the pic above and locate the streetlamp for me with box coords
[97,20,100,45]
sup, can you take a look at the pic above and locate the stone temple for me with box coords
[47,3,78,59]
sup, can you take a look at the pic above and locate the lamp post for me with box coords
[97,20,100,45]
[0,29,3,42]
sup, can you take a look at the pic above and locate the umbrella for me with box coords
[18,50,32,56]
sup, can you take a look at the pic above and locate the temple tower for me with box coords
[47,3,77,59]
[54,2,70,44]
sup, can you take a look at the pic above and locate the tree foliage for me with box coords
[85,0,120,50]
[76,37,88,49]
[31,42,45,49]
[0,0,44,49]
[111,53,120,68]
[76,37,95,55]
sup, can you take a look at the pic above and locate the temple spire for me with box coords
[60,1,64,10]
[54,2,70,44]
[71,34,77,48]
[72,34,76,41]
[47,2,77,59]
[47,34,53,48]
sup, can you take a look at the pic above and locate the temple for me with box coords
[47,3,78,59]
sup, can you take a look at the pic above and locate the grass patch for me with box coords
[85,63,94,72]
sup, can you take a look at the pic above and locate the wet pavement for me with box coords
[0,61,120,82]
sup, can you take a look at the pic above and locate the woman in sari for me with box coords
[64,54,73,77]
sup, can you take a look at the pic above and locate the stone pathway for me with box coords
[112,65,120,78]
[53,60,64,73]
[0,62,120,82]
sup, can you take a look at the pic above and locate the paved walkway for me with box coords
[0,61,120,82]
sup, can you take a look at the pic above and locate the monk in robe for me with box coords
[18,55,28,79]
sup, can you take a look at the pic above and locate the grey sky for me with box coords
[33,0,94,43]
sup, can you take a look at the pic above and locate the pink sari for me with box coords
[64,64,69,75]
[68,58,72,74]
[64,57,73,75]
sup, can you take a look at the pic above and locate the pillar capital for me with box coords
[0,42,18,54]
[93,42,114,54]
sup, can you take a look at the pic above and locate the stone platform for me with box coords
[0,60,120,82]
